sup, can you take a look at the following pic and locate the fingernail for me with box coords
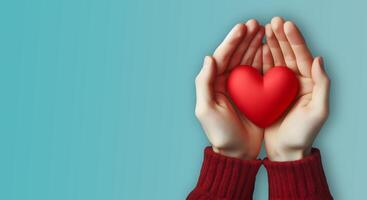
[204,56,209,64]
[203,56,211,68]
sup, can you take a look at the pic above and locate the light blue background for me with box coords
[0,0,366,199]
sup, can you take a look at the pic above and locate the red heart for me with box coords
[227,65,299,128]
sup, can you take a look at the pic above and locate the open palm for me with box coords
[262,17,331,161]
[195,20,265,159]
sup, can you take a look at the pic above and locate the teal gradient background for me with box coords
[1,0,366,199]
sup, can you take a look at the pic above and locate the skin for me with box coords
[263,17,331,161]
[195,17,331,161]
[195,20,264,160]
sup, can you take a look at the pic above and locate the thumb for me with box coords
[195,56,217,106]
[310,56,330,111]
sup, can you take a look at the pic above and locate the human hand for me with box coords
[262,17,331,161]
[195,20,264,160]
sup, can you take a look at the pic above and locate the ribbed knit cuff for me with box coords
[263,148,333,200]
[187,147,262,200]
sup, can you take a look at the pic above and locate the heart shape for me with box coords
[227,65,299,128]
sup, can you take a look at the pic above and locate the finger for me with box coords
[195,56,217,105]
[241,26,265,65]
[310,57,330,110]
[213,24,247,75]
[270,17,298,73]
[284,21,313,77]
[265,23,286,66]
[262,44,274,73]
[251,47,262,72]
[227,19,260,70]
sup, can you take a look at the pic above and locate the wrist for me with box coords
[267,146,312,162]
[212,146,258,160]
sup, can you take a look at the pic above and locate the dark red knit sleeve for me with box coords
[263,148,333,200]
[187,147,262,200]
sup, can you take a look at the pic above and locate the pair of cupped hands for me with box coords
[195,17,330,161]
